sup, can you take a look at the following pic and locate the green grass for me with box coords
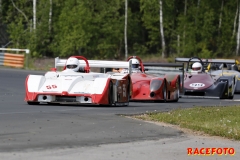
[134,106,240,140]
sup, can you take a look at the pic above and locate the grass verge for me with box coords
[133,106,240,140]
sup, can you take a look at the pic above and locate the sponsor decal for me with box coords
[93,75,99,78]
[189,83,205,88]
[187,147,235,156]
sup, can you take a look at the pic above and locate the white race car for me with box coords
[25,56,132,106]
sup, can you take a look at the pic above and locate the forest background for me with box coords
[1,0,240,63]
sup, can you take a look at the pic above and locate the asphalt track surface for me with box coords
[0,67,240,160]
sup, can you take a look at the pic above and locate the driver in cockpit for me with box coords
[191,62,203,73]
[121,58,142,73]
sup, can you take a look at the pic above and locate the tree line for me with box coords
[0,0,240,60]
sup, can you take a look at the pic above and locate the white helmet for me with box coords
[66,57,80,72]
[192,62,202,72]
[131,58,140,69]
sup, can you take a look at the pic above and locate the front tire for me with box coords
[173,79,180,102]
[228,95,234,99]
[228,78,235,99]
[47,102,60,105]
[27,101,40,105]
[108,81,115,106]
[228,85,234,99]
[125,78,131,105]
[162,81,167,102]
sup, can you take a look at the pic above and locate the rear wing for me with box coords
[54,57,132,73]
[208,59,237,64]
[175,57,209,63]
[175,57,239,71]
[143,62,184,68]
[205,59,239,71]
[143,62,184,74]
[175,57,238,64]
[143,62,185,92]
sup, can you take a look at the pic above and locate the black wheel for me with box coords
[162,81,167,102]
[108,81,115,106]
[27,101,40,105]
[122,78,131,106]
[173,79,180,102]
[228,95,234,99]
[228,80,234,99]
[228,85,234,99]
[47,102,60,105]
[127,78,131,101]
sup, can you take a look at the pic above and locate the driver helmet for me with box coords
[65,57,80,72]
[131,58,140,69]
[192,62,202,72]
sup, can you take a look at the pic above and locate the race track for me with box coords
[1,67,240,153]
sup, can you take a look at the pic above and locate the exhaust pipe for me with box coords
[84,97,89,101]
[43,96,47,100]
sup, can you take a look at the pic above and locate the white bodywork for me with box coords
[26,57,132,105]
[27,72,128,103]
[28,72,111,94]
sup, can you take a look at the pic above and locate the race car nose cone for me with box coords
[62,91,68,95]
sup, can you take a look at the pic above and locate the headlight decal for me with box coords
[150,79,162,91]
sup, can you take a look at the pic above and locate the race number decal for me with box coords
[52,85,57,88]
[189,83,205,88]
[46,85,51,89]
[46,85,57,89]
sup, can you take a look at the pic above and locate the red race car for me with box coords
[119,56,184,102]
